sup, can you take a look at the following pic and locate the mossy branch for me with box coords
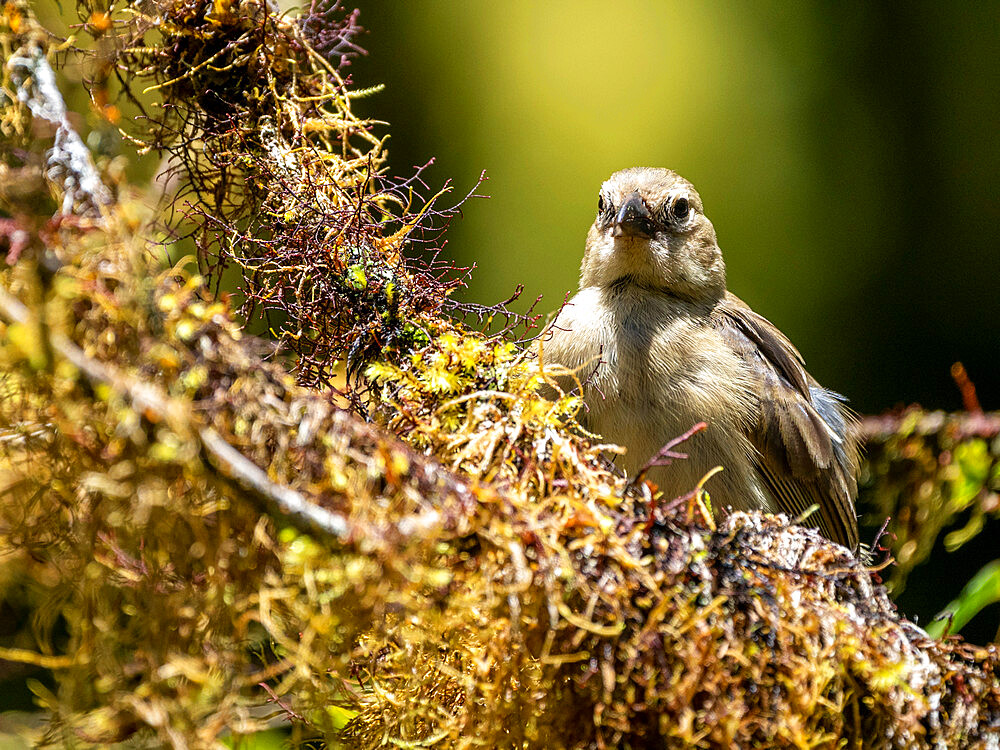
[1,2,998,749]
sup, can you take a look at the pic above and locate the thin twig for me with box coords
[631,421,708,487]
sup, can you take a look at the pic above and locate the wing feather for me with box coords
[714,293,860,548]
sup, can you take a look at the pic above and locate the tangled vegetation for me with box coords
[0,0,998,748]
[861,409,1000,591]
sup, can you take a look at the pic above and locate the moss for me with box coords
[0,1,998,748]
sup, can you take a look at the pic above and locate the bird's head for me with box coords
[580,167,726,301]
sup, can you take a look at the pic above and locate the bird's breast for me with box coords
[545,286,761,499]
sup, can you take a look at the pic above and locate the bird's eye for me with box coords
[672,197,690,221]
[597,194,614,224]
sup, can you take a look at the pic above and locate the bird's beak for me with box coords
[613,191,653,238]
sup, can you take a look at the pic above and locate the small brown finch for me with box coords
[542,167,859,548]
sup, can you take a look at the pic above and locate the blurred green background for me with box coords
[352,1,1000,418]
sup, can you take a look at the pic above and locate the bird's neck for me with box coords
[602,274,725,308]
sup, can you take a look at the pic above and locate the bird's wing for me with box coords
[713,292,860,548]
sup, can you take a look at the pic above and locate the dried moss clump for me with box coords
[341,509,1000,748]
[1,1,1000,748]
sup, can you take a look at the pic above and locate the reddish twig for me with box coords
[632,421,708,486]
[951,362,983,415]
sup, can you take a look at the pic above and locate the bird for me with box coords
[540,167,859,548]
